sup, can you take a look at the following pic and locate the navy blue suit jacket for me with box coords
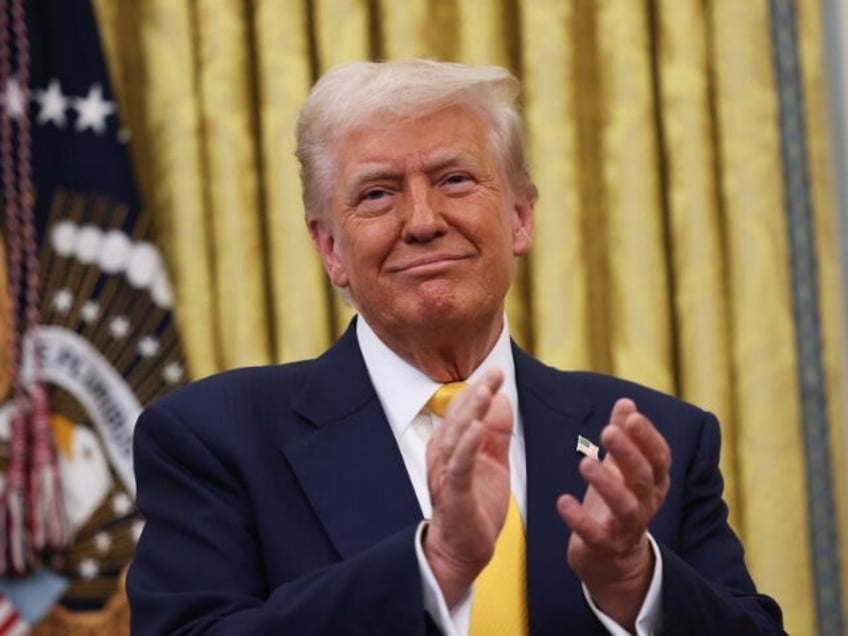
[127,321,784,635]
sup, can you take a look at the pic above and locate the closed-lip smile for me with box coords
[389,253,469,274]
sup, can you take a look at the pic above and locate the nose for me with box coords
[401,178,445,243]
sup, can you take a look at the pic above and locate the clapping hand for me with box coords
[423,369,513,607]
[558,398,671,629]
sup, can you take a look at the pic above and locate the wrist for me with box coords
[422,521,483,607]
[582,538,655,630]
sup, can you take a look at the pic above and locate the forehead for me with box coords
[335,106,495,177]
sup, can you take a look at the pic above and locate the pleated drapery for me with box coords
[87,2,846,634]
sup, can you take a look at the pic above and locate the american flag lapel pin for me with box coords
[576,435,600,460]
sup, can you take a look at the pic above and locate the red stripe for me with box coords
[0,594,22,634]
[0,609,23,635]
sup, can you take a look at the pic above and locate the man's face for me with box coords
[309,105,534,341]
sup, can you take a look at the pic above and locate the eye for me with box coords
[443,173,468,185]
[440,172,475,193]
[354,187,395,215]
[361,188,389,202]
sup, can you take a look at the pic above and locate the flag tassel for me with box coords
[28,385,68,553]
[4,478,31,575]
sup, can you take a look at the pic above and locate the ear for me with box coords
[511,196,535,256]
[308,218,350,288]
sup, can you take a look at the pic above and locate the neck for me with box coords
[365,313,505,382]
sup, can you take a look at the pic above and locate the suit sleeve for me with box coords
[126,405,437,636]
[659,411,786,635]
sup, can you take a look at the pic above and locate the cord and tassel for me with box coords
[0,0,68,576]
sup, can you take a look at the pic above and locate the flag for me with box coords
[0,0,187,631]
[0,593,28,636]
[575,435,600,461]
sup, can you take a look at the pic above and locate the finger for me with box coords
[428,416,464,467]
[622,412,671,486]
[482,393,513,460]
[447,420,485,489]
[482,367,505,394]
[441,384,491,453]
[441,369,504,442]
[556,494,609,549]
[453,370,504,419]
[579,456,642,530]
[434,369,507,462]
[609,398,637,431]
[600,425,655,498]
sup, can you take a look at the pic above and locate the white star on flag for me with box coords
[111,492,133,517]
[80,300,100,323]
[163,362,184,384]
[78,558,99,580]
[35,78,68,127]
[94,531,112,554]
[109,316,131,339]
[73,83,115,134]
[52,288,74,313]
[3,77,26,119]
[138,335,160,358]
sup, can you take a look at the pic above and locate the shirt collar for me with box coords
[356,315,520,439]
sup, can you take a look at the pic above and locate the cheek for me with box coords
[340,220,398,276]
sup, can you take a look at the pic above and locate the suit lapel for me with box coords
[281,321,422,560]
[281,328,614,632]
[514,345,610,634]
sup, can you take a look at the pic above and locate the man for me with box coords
[127,59,784,635]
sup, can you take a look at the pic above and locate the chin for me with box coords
[414,300,487,331]
[388,282,501,329]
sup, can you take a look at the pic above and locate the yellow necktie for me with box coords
[426,381,467,417]
[426,384,528,636]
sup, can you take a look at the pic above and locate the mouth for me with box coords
[389,254,470,275]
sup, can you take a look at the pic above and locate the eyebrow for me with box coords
[422,149,482,174]
[345,150,483,190]
[345,163,404,188]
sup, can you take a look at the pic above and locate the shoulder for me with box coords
[516,347,705,416]
[135,323,366,451]
[525,364,722,486]
[149,360,312,419]
[514,348,714,443]
[564,370,716,444]
[134,361,317,450]
[567,370,705,419]
[146,321,364,427]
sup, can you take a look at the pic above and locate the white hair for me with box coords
[295,58,537,221]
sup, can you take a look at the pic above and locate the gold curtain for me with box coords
[89,1,845,634]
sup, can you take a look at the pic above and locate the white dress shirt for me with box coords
[356,316,662,635]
